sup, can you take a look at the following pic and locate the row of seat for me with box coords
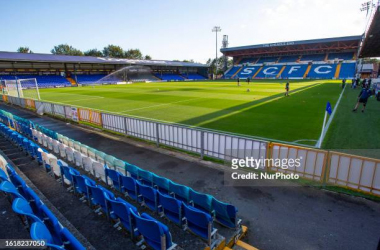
[0,125,84,249]
[1,120,178,250]
[0,108,241,248]
[34,129,219,248]
[28,118,239,230]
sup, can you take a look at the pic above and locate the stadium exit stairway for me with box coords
[67,77,76,86]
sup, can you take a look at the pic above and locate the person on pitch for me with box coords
[285,81,290,96]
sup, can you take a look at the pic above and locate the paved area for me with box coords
[1,103,380,250]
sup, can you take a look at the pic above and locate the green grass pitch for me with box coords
[39,79,344,146]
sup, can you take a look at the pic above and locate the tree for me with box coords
[51,44,83,56]
[124,49,143,59]
[183,59,195,63]
[207,57,232,75]
[17,47,33,53]
[144,55,152,60]
[102,45,124,58]
[84,49,103,57]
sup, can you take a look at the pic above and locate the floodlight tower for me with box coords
[222,35,229,71]
[212,26,221,76]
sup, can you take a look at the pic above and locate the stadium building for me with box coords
[221,35,361,80]
[0,52,209,88]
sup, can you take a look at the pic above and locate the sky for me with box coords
[0,0,372,63]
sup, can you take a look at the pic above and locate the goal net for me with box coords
[2,78,40,100]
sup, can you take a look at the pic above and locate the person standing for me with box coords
[247,77,250,85]
[237,77,240,86]
[285,82,290,96]
[342,79,346,89]
[352,86,373,113]
[368,78,372,88]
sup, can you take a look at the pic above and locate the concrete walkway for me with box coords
[1,103,380,250]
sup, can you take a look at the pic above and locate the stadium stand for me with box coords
[306,64,337,79]
[300,54,326,61]
[339,63,356,79]
[278,55,300,63]
[0,75,71,88]
[239,58,259,64]
[328,52,354,60]
[280,64,309,78]
[255,65,282,78]
[74,74,108,84]
[0,108,242,249]
[236,66,260,79]
[181,73,207,80]
[224,66,241,78]
[0,150,85,249]
[256,56,279,63]
[155,73,184,81]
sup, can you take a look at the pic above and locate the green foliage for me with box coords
[84,49,103,57]
[124,49,143,59]
[102,45,125,58]
[17,47,33,53]
[51,44,83,56]
[144,55,152,60]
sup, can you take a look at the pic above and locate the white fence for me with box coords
[3,95,380,197]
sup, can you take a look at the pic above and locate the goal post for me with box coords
[2,78,40,100]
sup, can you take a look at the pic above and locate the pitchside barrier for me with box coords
[2,95,380,197]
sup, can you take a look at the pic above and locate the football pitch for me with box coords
[39,80,343,146]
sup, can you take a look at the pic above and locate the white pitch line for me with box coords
[120,97,203,113]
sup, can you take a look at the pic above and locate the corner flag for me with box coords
[326,102,332,115]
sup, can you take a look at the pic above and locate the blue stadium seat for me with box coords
[120,175,138,201]
[307,64,337,79]
[130,209,175,250]
[40,205,64,245]
[87,184,115,216]
[105,167,121,191]
[22,186,45,217]
[182,203,216,247]
[280,64,308,78]
[328,52,354,60]
[137,181,158,212]
[106,195,139,237]
[60,166,79,187]
[30,222,65,250]
[255,65,282,78]
[339,63,356,79]
[189,189,212,214]
[12,197,43,225]
[152,174,170,194]
[278,55,300,63]
[236,66,260,79]
[224,66,241,79]
[72,174,95,200]
[169,181,189,203]
[157,191,182,225]
[125,162,139,179]
[0,180,25,200]
[138,168,153,186]
[257,56,279,63]
[212,198,239,228]
[59,227,86,250]
[181,73,207,80]
[300,54,326,61]
[154,73,184,81]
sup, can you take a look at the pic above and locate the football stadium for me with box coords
[0,1,380,250]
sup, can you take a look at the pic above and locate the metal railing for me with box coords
[3,95,380,197]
